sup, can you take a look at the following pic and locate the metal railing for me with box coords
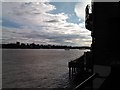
[73,73,98,90]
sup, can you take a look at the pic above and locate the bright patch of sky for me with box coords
[49,2,81,24]
[1,0,92,46]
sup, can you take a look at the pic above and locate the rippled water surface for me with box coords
[2,49,85,88]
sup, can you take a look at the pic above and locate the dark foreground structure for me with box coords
[2,1,120,90]
[68,0,120,90]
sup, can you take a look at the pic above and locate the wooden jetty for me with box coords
[68,51,93,78]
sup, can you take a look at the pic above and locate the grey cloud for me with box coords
[3,28,91,46]
[45,19,59,23]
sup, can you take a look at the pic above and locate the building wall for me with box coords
[92,2,120,65]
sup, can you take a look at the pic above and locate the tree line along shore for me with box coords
[1,42,90,49]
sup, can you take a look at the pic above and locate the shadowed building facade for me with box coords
[86,1,120,66]
[85,0,120,89]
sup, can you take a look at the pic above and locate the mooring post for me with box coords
[69,67,71,77]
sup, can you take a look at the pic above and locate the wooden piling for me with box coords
[68,51,93,78]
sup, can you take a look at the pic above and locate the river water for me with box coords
[2,49,86,89]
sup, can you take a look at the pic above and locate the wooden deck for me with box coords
[68,51,93,78]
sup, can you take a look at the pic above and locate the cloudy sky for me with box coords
[1,0,92,46]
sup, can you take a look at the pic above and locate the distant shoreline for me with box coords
[1,42,91,50]
[1,48,89,50]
